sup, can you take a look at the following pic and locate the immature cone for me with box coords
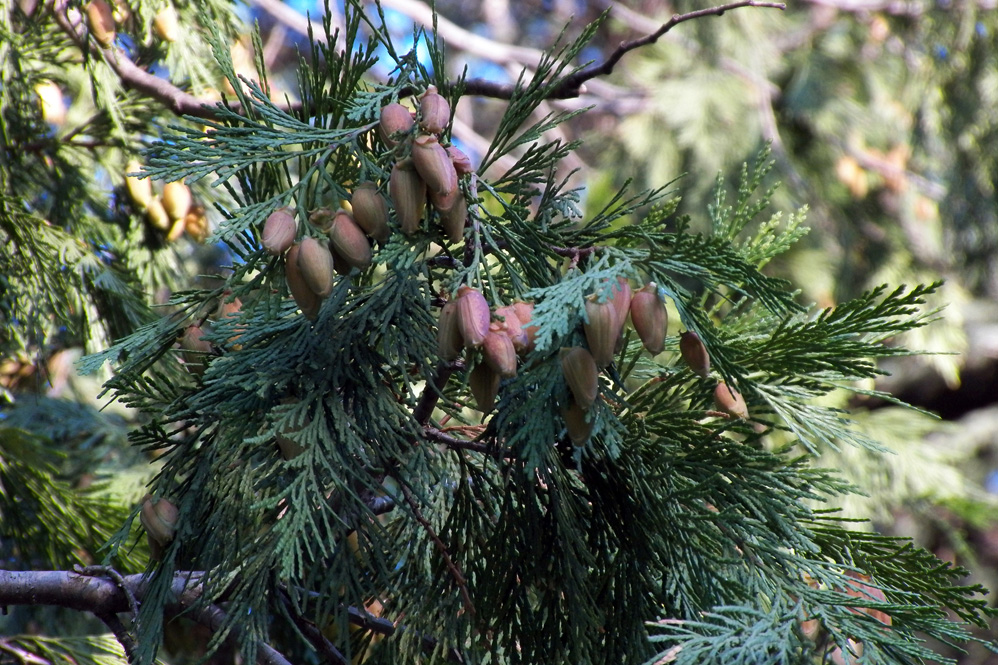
[446,145,474,176]
[166,217,185,242]
[584,295,619,368]
[389,161,426,235]
[844,571,892,626]
[494,304,527,352]
[512,301,538,354]
[140,495,179,548]
[418,85,450,135]
[162,181,192,222]
[713,381,749,419]
[86,0,115,46]
[184,205,209,243]
[469,363,500,413]
[379,103,414,145]
[153,5,179,42]
[308,207,335,233]
[145,197,171,231]
[630,282,667,354]
[180,325,212,375]
[262,207,296,255]
[560,347,598,411]
[680,330,710,378]
[483,326,517,378]
[411,134,458,196]
[610,277,632,331]
[125,160,152,209]
[436,300,464,361]
[437,191,467,244]
[285,243,321,320]
[456,285,490,348]
[562,399,593,445]
[350,182,391,243]
[297,236,336,298]
[327,210,372,270]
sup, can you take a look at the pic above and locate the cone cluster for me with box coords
[380,88,473,243]
[556,278,751,442]
[437,287,538,413]
[262,199,387,320]
[125,161,206,243]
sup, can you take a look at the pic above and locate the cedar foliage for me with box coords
[1,1,995,664]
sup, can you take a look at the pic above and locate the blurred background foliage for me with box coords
[2,0,998,661]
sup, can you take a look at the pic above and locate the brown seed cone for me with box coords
[162,181,192,222]
[418,85,451,135]
[428,182,459,214]
[285,243,321,320]
[140,495,179,547]
[262,207,296,255]
[483,329,517,378]
[437,300,464,361]
[180,325,212,375]
[184,205,209,243]
[512,301,538,354]
[446,145,474,176]
[680,331,711,378]
[411,134,458,196]
[456,285,490,348]
[297,236,336,298]
[389,161,426,235]
[350,182,391,243]
[125,160,152,209]
[379,103,414,145]
[308,207,335,232]
[562,399,593,445]
[145,197,171,231]
[713,381,749,419]
[630,282,667,355]
[469,362,500,413]
[560,346,598,411]
[584,296,619,368]
[437,191,467,244]
[494,304,527,352]
[610,278,632,330]
[328,210,372,270]
[87,0,115,46]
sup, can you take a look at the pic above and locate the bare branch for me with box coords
[0,570,291,665]
[546,1,787,100]
[413,359,464,426]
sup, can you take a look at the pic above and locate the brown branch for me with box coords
[50,0,217,119]
[0,570,291,665]
[48,0,785,126]
[545,1,787,100]
[398,484,476,619]
[95,610,138,664]
[279,594,349,665]
[413,359,464,426]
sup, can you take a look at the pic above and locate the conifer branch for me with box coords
[398,484,477,619]
[280,596,349,665]
[49,0,215,119]
[48,0,786,126]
